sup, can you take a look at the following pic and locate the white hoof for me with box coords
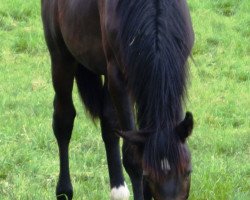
[110,182,130,200]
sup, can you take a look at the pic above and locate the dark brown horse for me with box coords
[41,0,194,199]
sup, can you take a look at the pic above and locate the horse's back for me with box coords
[41,0,107,75]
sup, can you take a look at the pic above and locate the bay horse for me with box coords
[41,0,194,199]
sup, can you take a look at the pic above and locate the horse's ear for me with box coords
[176,112,194,143]
[116,130,151,145]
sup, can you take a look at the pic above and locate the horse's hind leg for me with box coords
[42,2,76,199]
[51,56,76,200]
[100,82,130,200]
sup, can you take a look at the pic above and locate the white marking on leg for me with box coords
[110,182,130,200]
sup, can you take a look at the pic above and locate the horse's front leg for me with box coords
[107,62,144,200]
[100,83,130,200]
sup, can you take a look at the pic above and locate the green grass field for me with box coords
[0,0,249,199]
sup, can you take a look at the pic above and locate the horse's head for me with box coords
[117,112,194,200]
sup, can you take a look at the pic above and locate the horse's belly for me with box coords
[58,0,107,75]
[65,36,107,75]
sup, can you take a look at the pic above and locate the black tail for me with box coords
[75,65,103,119]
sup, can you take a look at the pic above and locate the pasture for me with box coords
[0,0,249,199]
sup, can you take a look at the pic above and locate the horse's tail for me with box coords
[75,65,103,119]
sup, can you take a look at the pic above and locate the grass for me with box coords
[0,0,249,199]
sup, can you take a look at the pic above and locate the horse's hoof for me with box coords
[56,193,72,200]
[56,183,73,200]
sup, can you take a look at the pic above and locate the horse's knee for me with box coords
[101,118,119,147]
[100,93,120,144]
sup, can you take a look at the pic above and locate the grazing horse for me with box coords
[41,0,194,199]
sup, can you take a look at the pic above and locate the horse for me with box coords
[41,0,194,199]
